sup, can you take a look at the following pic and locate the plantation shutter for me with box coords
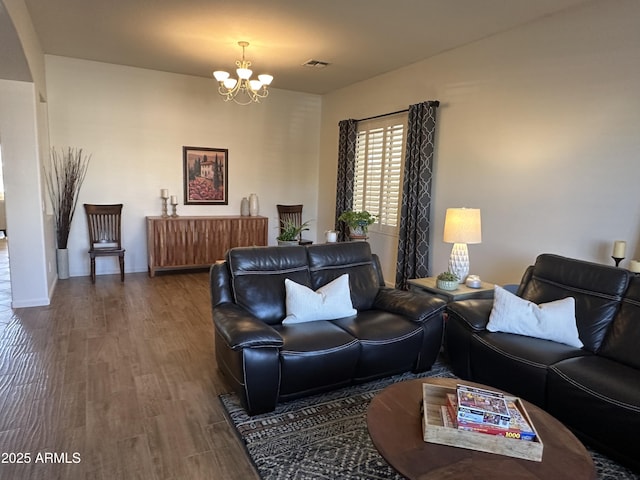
[353,113,407,234]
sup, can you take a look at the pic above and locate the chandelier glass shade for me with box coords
[213,41,273,105]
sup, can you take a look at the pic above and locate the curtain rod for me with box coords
[356,109,408,122]
[355,101,439,123]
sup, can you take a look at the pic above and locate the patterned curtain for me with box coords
[395,101,439,289]
[334,119,358,242]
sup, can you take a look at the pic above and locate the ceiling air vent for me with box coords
[302,59,330,68]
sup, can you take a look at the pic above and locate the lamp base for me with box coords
[612,256,624,267]
[448,243,469,283]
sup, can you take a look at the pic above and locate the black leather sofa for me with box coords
[210,241,446,415]
[445,253,640,472]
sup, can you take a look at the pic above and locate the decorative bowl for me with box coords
[466,275,482,288]
[437,279,459,291]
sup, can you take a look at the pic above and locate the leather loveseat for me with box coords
[445,253,640,472]
[210,241,446,415]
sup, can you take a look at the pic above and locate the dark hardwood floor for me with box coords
[0,238,259,479]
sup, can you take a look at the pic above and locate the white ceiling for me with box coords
[13,0,592,94]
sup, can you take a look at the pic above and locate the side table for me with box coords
[408,276,495,302]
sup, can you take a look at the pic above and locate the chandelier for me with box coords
[213,41,274,105]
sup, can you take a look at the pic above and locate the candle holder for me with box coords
[171,203,179,218]
[612,256,624,267]
[161,198,169,218]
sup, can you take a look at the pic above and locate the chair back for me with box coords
[84,204,123,250]
[277,204,303,236]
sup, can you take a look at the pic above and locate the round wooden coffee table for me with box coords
[367,377,596,480]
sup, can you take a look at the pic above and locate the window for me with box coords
[353,113,407,235]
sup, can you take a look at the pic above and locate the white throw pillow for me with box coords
[487,285,583,348]
[282,274,357,325]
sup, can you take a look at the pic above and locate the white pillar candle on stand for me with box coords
[629,260,640,273]
[170,195,177,205]
[613,240,626,258]
[160,189,169,199]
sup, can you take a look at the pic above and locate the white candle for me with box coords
[613,240,626,258]
[160,189,169,199]
[170,195,177,205]
[630,260,640,273]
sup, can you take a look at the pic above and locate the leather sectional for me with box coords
[445,253,640,472]
[210,241,447,415]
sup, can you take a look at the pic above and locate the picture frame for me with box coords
[183,146,228,205]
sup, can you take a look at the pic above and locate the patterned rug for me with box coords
[220,360,639,480]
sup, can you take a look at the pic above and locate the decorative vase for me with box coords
[436,279,458,291]
[56,248,70,280]
[249,193,259,216]
[240,197,250,216]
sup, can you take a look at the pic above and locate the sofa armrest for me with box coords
[213,303,284,350]
[446,298,494,332]
[210,261,233,307]
[374,287,447,323]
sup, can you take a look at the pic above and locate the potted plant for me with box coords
[337,210,376,239]
[277,219,311,246]
[436,271,459,291]
[43,147,91,279]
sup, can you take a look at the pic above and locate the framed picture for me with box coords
[183,146,228,205]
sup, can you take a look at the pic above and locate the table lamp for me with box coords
[443,208,482,283]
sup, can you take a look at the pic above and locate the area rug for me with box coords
[220,360,639,480]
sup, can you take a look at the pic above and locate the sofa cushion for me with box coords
[227,246,310,324]
[283,274,357,324]
[332,310,423,381]
[275,321,360,398]
[306,242,380,311]
[469,330,589,407]
[487,285,583,348]
[599,275,640,369]
[518,254,630,352]
[548,355,640,470]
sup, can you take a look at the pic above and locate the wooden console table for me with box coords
[146,216,268,277]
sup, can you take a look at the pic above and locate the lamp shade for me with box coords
[443,208,482,244]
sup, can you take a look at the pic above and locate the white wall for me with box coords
[46,56,321,277]
[0,80,50,307]
[7,0,640,292]
[0,0,53,307]
[319,0,640,285]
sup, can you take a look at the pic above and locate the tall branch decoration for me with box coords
[44,147,91,249]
